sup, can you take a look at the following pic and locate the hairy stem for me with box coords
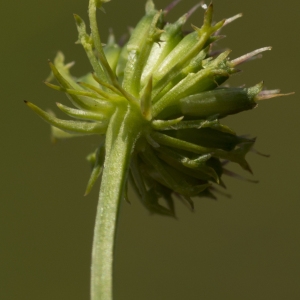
[91,104,142,300]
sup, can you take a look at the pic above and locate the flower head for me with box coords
[26,0,291,217]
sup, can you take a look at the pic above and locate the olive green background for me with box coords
[1,0,299,299]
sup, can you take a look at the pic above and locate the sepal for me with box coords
[177,84,263,119]
[56,102,112,121]
[85,143,105,195]
[24,101,108,135]
[95,0,111,11]
[45,51,75,83]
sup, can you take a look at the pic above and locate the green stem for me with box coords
[91,104,143,300]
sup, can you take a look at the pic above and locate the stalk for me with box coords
[90,104,143,300]
[25,1,292,299]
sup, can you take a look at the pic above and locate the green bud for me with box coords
[178,83,263,119]
[168,127,253,151]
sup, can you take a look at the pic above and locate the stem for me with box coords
[91,104,142,300]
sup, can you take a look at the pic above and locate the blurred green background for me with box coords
[1,0,299,299]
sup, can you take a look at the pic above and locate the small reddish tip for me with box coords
[24,100,28,104]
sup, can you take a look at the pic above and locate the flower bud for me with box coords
[173,82,263,119]
[27,0,293,215]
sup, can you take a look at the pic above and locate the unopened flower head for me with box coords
[26,0,292,217]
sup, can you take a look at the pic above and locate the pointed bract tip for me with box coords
[230,47,272,67]
[191,24,201,33]
[73,14,82,23]
[247,165,253,175]
[223,168,259,183]
[246,81,264,101]
[48,60,55,69]
[206,2,214,16]
[95,0,110,10]
[145,0,155,14]
[210,187,232,199]
[255,91,295,101]
[164,0,182,15]
[251,148,270,158]
[24,101,36,110]
[204,2,213,23]
[224,13,243,26]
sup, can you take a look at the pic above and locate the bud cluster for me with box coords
[26,0,291,217]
